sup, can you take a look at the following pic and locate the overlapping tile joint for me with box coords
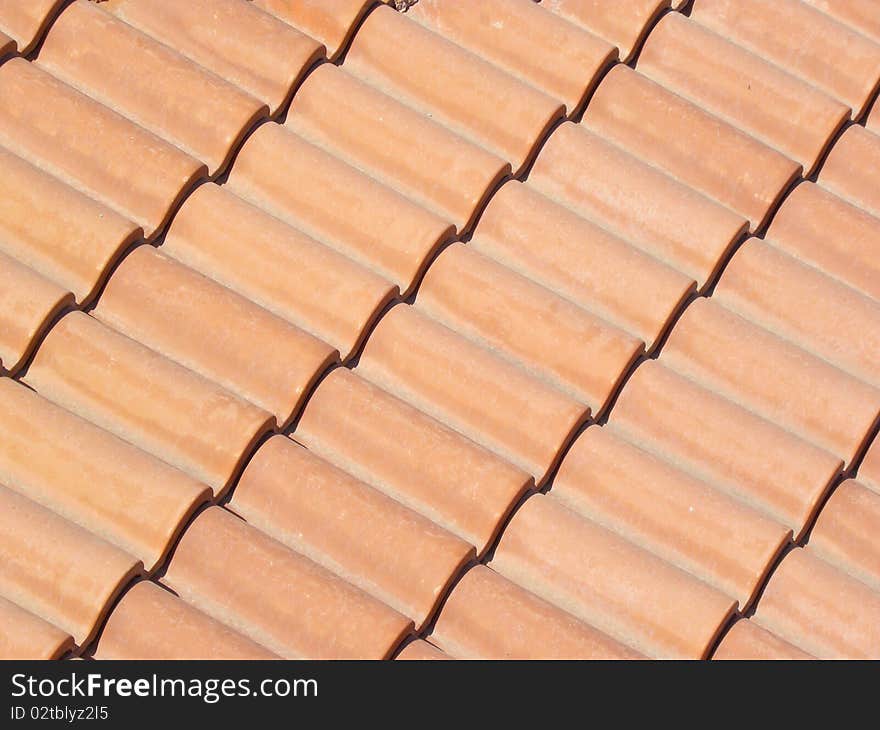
[0,0,878,660]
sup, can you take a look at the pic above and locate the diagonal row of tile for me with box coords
[0,0,879,660]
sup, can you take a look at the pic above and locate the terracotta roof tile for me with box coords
[0,58,205,238]
[162,506,413,659]
[753,548,880,658]
[819,124,880,218]
[714,237,880,388]
[405,0,616,114]
[294,368,531,553]
[228,124,452,295]
[529,121,748,288]
[471,181,696,349]
[489,494,737,658]
[345,4,564,172]
[95,580,279,660]
[610,361,843,537]
[662,298,880,467]
[38,1,268,176]
[395,639,450,661]
[101,0,325,114]
[765,182,880,303]
[92,246,338,427]
[24,311,274,494]
[417,242,644,409]
[0,252,72,374]
[356,304,590,482]
[251,0,375,59]
[285,63,509,232]
[539,0,669,61]
[552,426,791,609]
[0,145,141,305]
[584,64,803,229]
[229,435,474,629]
[0,0,67,54]
[0,485,141,649]
[163,184,398,359]
[0,378,210,571]
[0,595,74,660]
[809,479,880,591]
[803,0,880,43]
[691,0,880,118]
[430,565,641,659]
[713,619,813,660]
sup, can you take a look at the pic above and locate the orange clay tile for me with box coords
[230,435,473,629]
[809,479,880,591]
[766,182,880,303]
[162,183,397,358]
[584,64,802,229]
[95,581,279,660]
[101,0,325,114]
[417,242,644,409]
[610,361,843,537]
[552,426,791,609]
[228,123,453,295]
[714,238,880,388]
[0,0,66,54]
[638,13,850,175]
[395,640,450,661]
[540,0,668,61]
[163,507,413,659]
[529,121,748,288]
[471,181,695,348]
[430,565,641,660]
[0,252,72,374]
[0,485,141,648]
[38,1,267,176]
[356,304,590,482]
[819,125,880,219]
[92,246,337,427]
[406,0,616,114]
[252,0,374,59]
[0,145,140,304]
[754,549,880,659]
[0,595,74,660]
[294,368,531,553]
[691,0,880,117]
[285,63,510,232]
[0,58,205,238]
[0,378,210,571]
[490,495,736,658]
[712,619,813,660]
[662,298,880,466]
[24,311,274,494]
[803,0,880,43]
[345,4,564,173]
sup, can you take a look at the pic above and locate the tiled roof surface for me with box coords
[1,0,878,660]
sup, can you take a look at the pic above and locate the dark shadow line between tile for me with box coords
[268,47,328,123]
[327,0,382,65]
[802,118,855,184]
[795,470,851,550]
[568,52,620,122]
[21,0,76,60]
[270,55,329,127]
[568,59,620,126]
[624,4,674,68]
